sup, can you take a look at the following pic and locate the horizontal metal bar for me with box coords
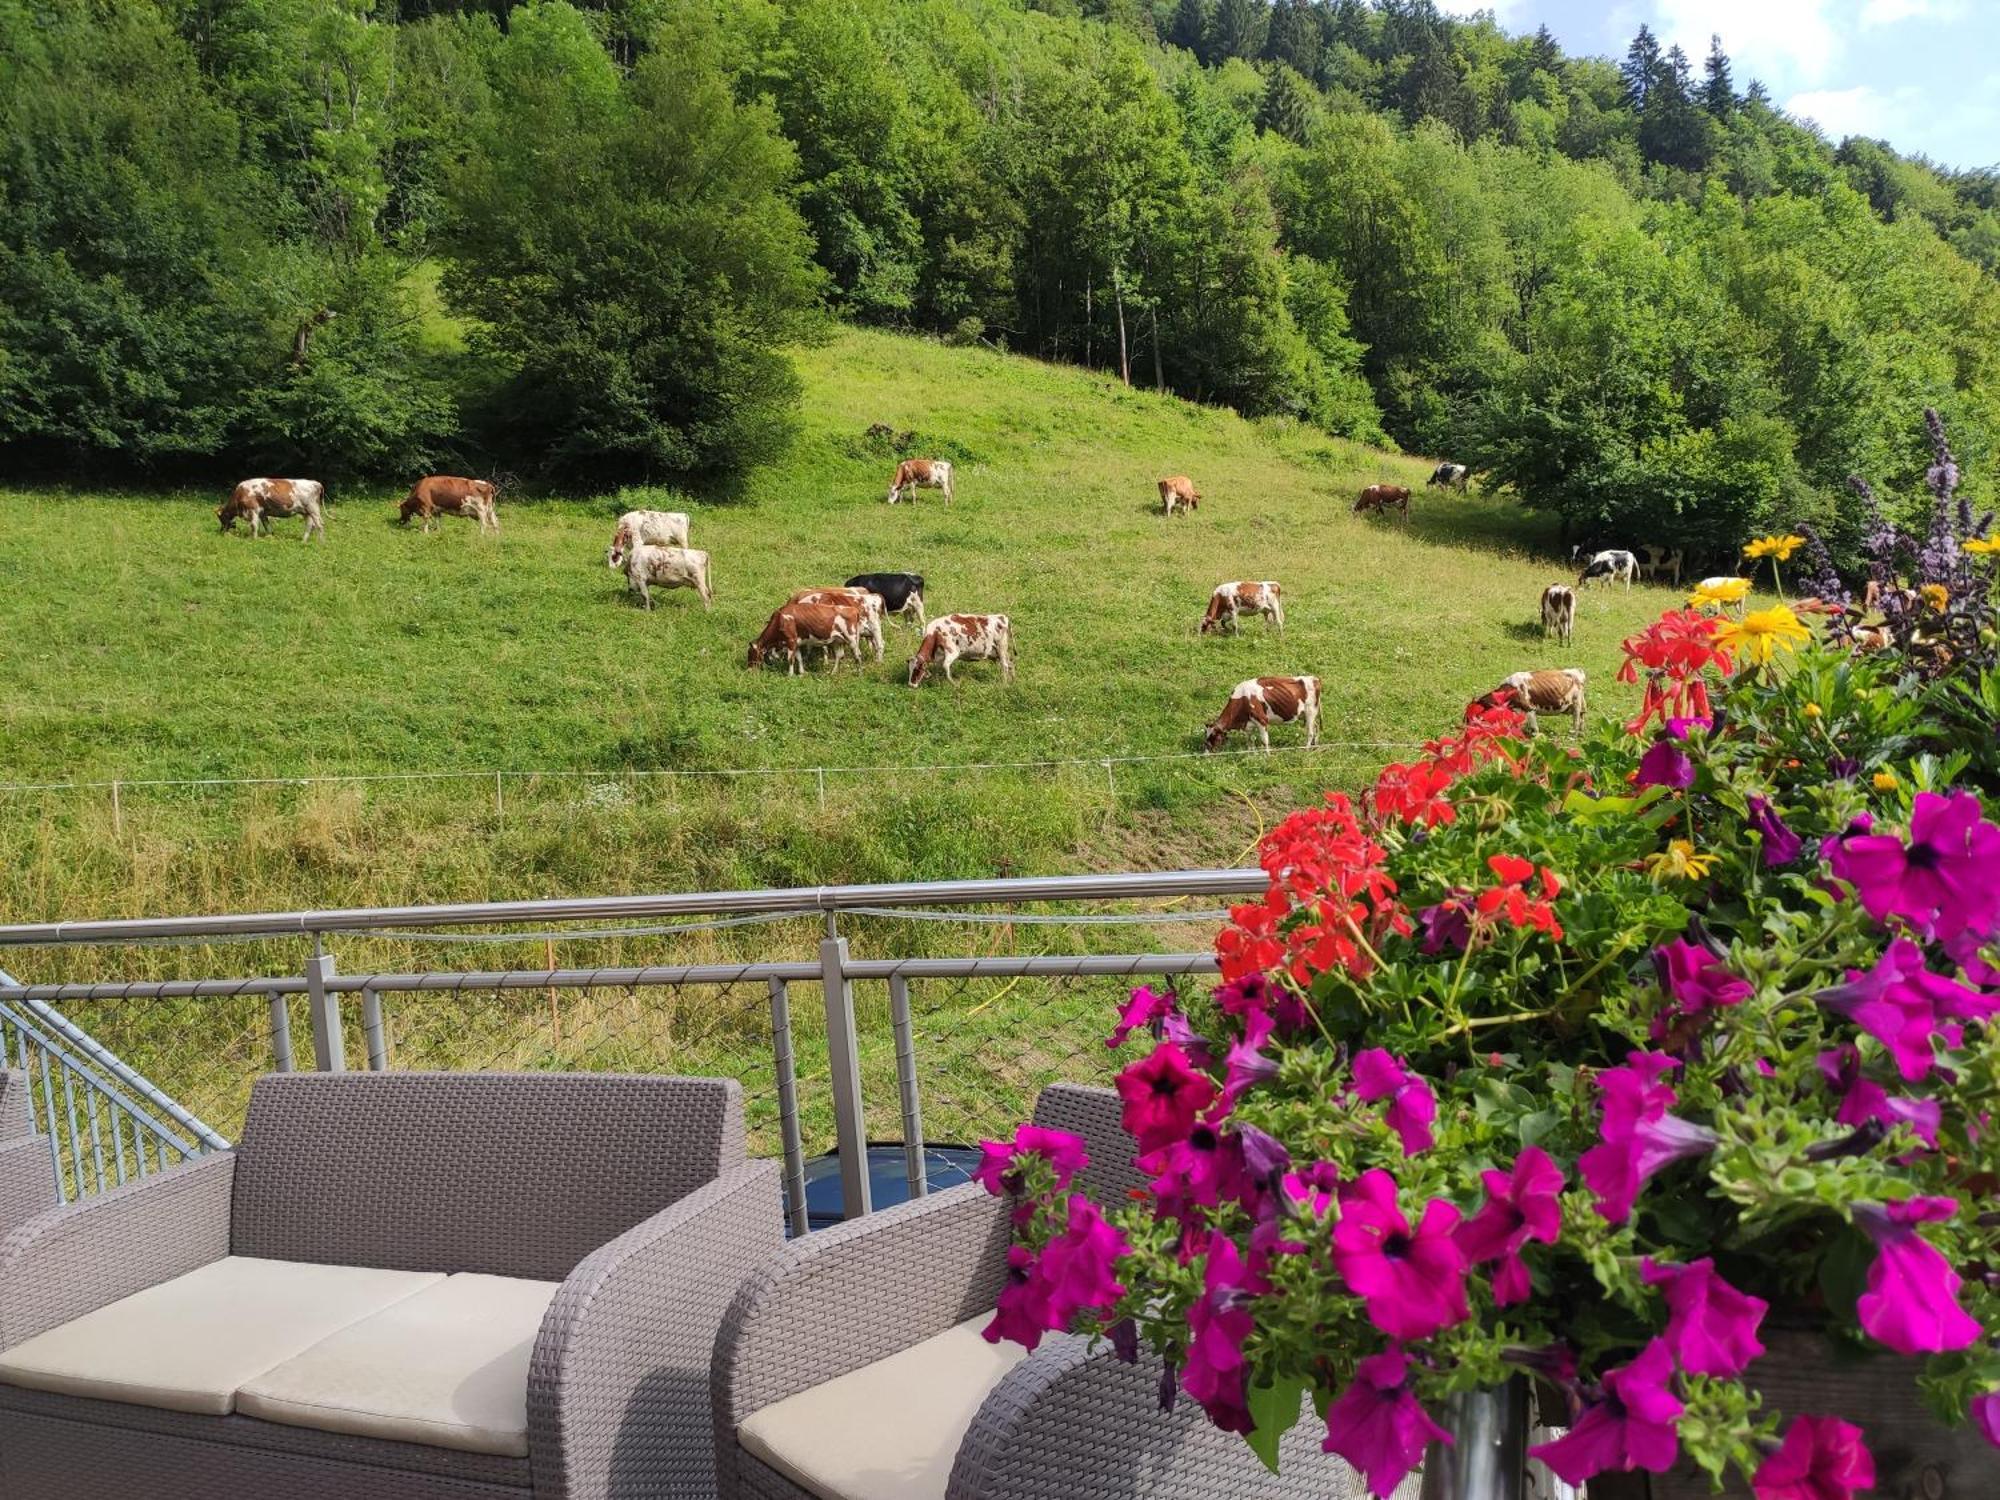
[0,870,1265,949]
[0,952,1220,1005]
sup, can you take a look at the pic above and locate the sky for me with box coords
[1439,0,1998,172]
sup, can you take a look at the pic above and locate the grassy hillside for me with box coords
[0,330,1718,1147]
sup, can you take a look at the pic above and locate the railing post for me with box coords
[304,941,344,1072]
[360,985,389,1071]
[818,913,870,1219]
[888,974,927,1199]
[767,978,809,1238]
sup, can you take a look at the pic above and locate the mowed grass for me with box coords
[0,330,1713,1146]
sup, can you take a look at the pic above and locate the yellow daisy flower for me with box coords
[1714,604,1810,666]
[1921,583,1949,612]
[1645,840,1719,883]
[1965,536,2000,557]
[1743,534,1805,561]
[1873,770,1900,792]
[1687,577,1752,611]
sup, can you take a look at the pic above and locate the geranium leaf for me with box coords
[1245,1374,1305,1473]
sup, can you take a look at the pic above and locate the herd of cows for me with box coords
[211,457,1729,751]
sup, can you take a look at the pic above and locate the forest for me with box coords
[5,0,1998,558]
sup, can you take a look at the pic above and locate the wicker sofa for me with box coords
[711,1083,1397,1500]
[0,1070,782,1499]
[0,1071,57,1234]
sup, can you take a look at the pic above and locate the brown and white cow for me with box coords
[908,613,1014,686]
[1540,584,1576,644]
[399,476,499,534]
[623,545,713,610]
[790,586,886,661]
[1158,475,1200,517]
[218,478,325,541]
[1471,668,1587,735]
[1354,484,1411,521]
[1199,581,1284,635]
[887,459,954,505]
[605,509,690,569]
[747,601,865,675]
[1203,676,1321,753]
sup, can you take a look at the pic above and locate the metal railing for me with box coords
[0,870,1263,1231]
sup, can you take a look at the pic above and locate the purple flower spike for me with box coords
[1853,1198,1982,1355]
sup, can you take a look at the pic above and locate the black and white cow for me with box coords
[844,573,927,625]
[1578,550,1638,589]
[1427,462,1469,492]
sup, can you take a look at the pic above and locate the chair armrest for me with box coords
[528,1157,783,1500]
[0,1151,234,1349]
[948,1337,1391,1500]
[711,1180,1012,1494]
[0,1135,57,1239]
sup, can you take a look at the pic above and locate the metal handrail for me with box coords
[0,868,1266,948]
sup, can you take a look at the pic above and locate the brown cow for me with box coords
[218,478,325,541]
[907,613,1013,686]
[1203,676,1321,753]
[399,476,499,534]
[1199,581,1284,635]
[747,601,865,675]
[887,459,953,505]
[1158,475,1200,517]
[1470,668,1587,735]
[1354,484,1411,521]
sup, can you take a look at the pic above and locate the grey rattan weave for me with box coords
[0,1072,56,1238]
[0,1070,782,1499]
[712,1083,1393,1500]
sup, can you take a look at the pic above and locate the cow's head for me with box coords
[907,657,928,687]
[746,641,767,669]
[1201,720,1228,753]
[216,502,234,531]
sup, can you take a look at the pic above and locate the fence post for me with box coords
[110,780,122,836]
[268,994,296,1073]
[818,913,871,1219]
[304,941,344,1072]
[888,974,927,1199]
[767,978,810,1238]
[360,985,389,1071]
[495,772,505,824]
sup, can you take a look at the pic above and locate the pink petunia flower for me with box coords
[1824,790,2000,943]
[1640,1257,1768,1376]
[1528,1340,1683,1485]
[1652,938,1752,1037]
[1751,1414,1875,1500]
[1636,738,1695,790]
[1332,1168,1469,1341]
[1579,1057,1716,1224]
[1321,1347,1452,1499]
[1218,1009,1281,1111]
[1107,984,1177,1049]
[1853,1198,1982,1354]
[1115,1042,1217,1153]
[973,1124,1090,1198]
[1815,1046,1941,1149]
[1455,1146,1564,1306]
[982,1194,1130,1352]
[1748,797,1804,867]
[1350,1049,1439,1156]
[1971,1392,2000,1449]
[1815,938,1995,1082]
[1181,1234,1265,1434]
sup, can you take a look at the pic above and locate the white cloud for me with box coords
[1654,0,1843,91]
[1860,0,1968,24]
[1783,85,1893,141]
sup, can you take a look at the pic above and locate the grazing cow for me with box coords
[790,586,885,661]
[844,573,927,626]
[747,602,864,675]
[908,613,1014,686]
[605,509,690,569]
[623,545,713,610]
[218,478,325,541]
[1158,475,1200,517]
[1203,676,1322,753]
[1471,668,1587,735]
[1578,550,1637,589]
[399,476,499,534]
[1540,584,1577,644]
[1428,463,1469,492]
[887,458,954,505]
[1636,544,1685,585]
[1199,581,1285,636]
[1354,484,1411,521]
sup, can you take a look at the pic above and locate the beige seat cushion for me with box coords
[237,1273,560,1457]
[0,1257,443,1416]
[737,1317,1028,1500]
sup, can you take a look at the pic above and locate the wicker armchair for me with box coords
[0,1070,782,1499]
[712,1084,1400,1500]
[0,1071,57,1234]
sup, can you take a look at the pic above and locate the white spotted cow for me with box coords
[1199,581,1284,636]
[1471,668,1587,735]
[218,478,325,541]
[1427,462,1469,492]
[1540,583,1576,644]
[888,459,954,505]
[1203,676,1321,753]
[623,545,713,610]
[1578,550,1637,589]
[606,509,690,570]
[907,613,1014,686]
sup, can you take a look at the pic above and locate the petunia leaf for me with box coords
[1244,1374,1306,1474]
[1562,784,1670,825]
